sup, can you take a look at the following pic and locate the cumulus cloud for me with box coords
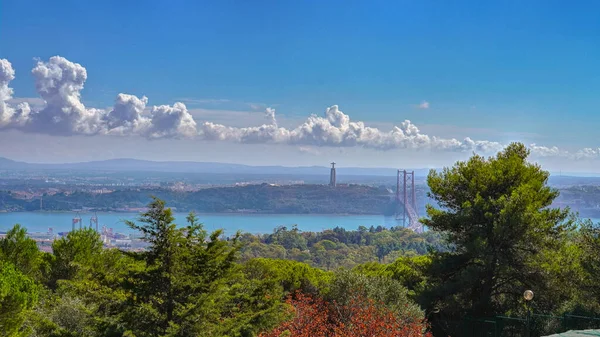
[0,59,16,120]
[26,56,104,135]
[200,113,289,144]
[529,144,563,157]
[104,93,150,135]
[0,56,197,139]
[0,59,22,127]
[0,55,599,160]
[148,102,197,138]
[0,59,31,128]
[199,104,505,153]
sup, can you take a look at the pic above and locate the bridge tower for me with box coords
[329,162,336,187]
[396,170,421,232]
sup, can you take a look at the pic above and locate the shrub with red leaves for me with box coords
[260,291,432,337]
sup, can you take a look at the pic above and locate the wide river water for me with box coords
[0,211,409,235]
[3,212,597,236]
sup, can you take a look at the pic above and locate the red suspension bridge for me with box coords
[396,170,423,233]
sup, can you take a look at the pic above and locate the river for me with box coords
[3,212,597,236]
[0,211,408,235]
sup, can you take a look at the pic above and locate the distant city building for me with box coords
[330,162,337,187]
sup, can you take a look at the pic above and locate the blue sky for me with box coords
[1,0,600,170]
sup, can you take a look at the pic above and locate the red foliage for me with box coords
[260,292,433,337]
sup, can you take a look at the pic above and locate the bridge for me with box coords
[396,170,423,233]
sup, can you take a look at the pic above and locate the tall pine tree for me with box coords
[422,143,572,321]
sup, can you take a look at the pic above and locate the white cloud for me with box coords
[529,144,564,157]
[0,55,599,161]
[199,105,505,152]
[27,55,104,135]
[265,107,277,126]
[0,59,16,126]
[104,93,150,135]
[148,102,197,138]
[519,144,600,161]
[0,59,31,128]
[0,56,198,139]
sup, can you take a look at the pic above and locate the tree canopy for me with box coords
[421,142,576,333]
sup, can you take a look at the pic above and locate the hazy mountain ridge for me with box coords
[1,157,599,180]
[0,157,433,176]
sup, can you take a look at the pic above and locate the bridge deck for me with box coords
[397,199,423,233]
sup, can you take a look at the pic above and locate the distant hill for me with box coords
[2,157,600,184]
[0,157,29,169]
[1,184,399,215]
[0,157,433,176]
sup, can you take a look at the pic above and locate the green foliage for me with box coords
[264,226,307,251]
[324,269,424,323]
[243,258,331,295]
[354,255,432,298]
[0,224,46,281]
[122,197,285,337]
[42,294,96,337]
[239,235,287,261]
[572,219,600,315]
[422,142,573,319]
[385,255,432,295]
[0,261,39,336]
[240,225,445,270]
[49,228,103,287]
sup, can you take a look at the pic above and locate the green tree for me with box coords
[243,258,331,295]
[49,228,103,287]
[0,224,45,280]
[124,197,282,337]
[264,226,307,251]
[388,256,431,293]
[422,142,572,319]
[123,198,188,336]
[576,220,600,312]
[0,262,39,336]
[24,247,142,337]
[325,269,424,324]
